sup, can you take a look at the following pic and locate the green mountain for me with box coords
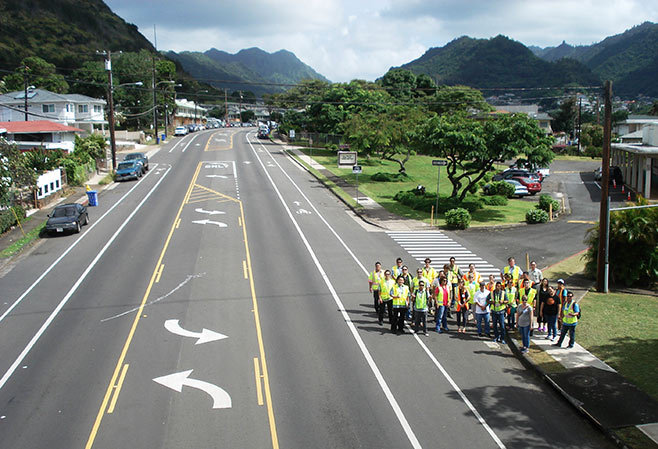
[165,48,329,96]
[530,22,658,97]
[0,0,155,71]
[394,35,600,91]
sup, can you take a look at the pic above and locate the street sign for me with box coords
[352,165,362,174]
[338,151,357,167]
[289,129,295,139]
[432,160,448,166]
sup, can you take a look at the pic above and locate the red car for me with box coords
[512,176,541,195]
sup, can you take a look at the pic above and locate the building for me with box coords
[0,89,106,134]
[612,124,658,200]
[0,120,84,153]
[173,99,207,125]
[614,115,658,137]
[493,105,553,134]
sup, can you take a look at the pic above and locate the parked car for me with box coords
[115,160,143,181]
[594,166,623,184]
[46,203,88,235]
[493,168,543,184]
[509,160,550,178]
[513,176,542,195]
[257,129,269,139]
[483,179,529,197]
[174,126,188,136]
[123,152,148,173]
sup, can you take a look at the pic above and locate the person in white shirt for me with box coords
[473,281,491,337]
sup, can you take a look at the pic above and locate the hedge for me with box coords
[536,194,560,214]
[394,189,483,213]
[481,195,508,206]
[445,208,471,229]
[0,205,26,234]
[371,172,408,182]
[526,209,549,224]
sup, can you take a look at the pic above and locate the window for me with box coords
[55,180,60,189]
[44,184,49,194]
[42,104,55,113]
[93,105,102,113]
[66,104,74,112]
[78,104,89,113]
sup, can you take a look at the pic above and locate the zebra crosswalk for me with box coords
[386,231,500,279]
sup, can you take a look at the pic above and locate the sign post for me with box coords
[432,160,447,221]
[352,164,362,204]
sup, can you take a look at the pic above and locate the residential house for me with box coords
[173,98,207,125]
[0,120,84,153]
[494,105,553,134]
[0,88,106,134]
[612,124,658,200]
[614,115,658,138]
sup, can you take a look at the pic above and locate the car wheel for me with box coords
[75,222,81,233]
[84,214,89,226]
[530,191,537,196]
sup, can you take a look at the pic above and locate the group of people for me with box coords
[368,256,581,352]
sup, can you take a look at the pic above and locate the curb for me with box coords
[507,334,629,449]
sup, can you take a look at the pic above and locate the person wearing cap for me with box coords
[390,275,410,334]
[556,279,568,302]
[412,280,429,336]
[368,262,385,313]
[473,281,491,337]
[391,258,404,278]
[516,295,534,353]
[378,270,395,325]
[502,257,522,286]
[400,266,413,290]
[490,281,507,343]
[553,291,580,348]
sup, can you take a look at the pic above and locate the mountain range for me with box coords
[164,48,329,96]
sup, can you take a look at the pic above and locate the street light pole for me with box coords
[103,51,118,170]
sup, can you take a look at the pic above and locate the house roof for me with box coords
[0,89,105,105]
[0,120,84,133]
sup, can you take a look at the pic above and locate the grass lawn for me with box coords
[298,148,535,226]
[0,220,46,259]
[578,291,658,401]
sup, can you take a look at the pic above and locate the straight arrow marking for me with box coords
[164,319,228,345]
[153,370,232,409]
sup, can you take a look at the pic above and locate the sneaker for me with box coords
[552,343,560,347]
[545,335,551,340]
[521,348,528,354]
[424,332,429,337]
[500,340,506,344]
[567,345,574,349]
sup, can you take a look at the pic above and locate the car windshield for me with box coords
[124,154,140,160]
[118,162,134,169]
[52,206,76,218]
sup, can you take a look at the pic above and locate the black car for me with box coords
[46,203,89,235]
[124,152,149,172]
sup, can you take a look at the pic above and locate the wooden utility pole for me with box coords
[104,51,118,171]
[596,81,613,292]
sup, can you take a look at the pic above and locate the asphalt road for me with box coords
[0,130,614,448]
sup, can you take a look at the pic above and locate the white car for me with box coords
[174,126,188,136]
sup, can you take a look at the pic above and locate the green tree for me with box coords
[550,97,577,136]
[0,139,37,206]
[427,85,492,115]
[71,60,107,99]
[240,110,255,122]
[381,68,417,102]
[581,123,604,149]
[2,56,69,93]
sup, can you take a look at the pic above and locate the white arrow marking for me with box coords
[153,370,232,409]
[243,161,252,164]
[206,175,228,178]
[293,201,301,206]
[164,319,227,345]
[296,209,311,215]
[192,219,227,227]
[194,208,225,216]
[205,163,229,169]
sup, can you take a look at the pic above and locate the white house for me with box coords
[173,98,207,125]
[0,88,106,134]
[493,105,553,134]
[614,115,658,137]
[0,120,84,153]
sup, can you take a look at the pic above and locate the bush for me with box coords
[0,205,26,234]
[481,195,508,206]
[371,172,408,182]
[394,190,483,214]
[584,146,602,159]
[445,208,471,229]
[62,159,95,186]
[526,209,549,224]
[485,181,515,198]
[536,194,560,214]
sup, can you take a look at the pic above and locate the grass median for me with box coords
[296,148,534,226]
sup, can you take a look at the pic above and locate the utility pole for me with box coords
[23,64,29,121]
[577,98,582,153]
[238,91,243,123]
[152,55,158,143]
[596,81,613,292]
[103,50,118,171]
[224,89,228,123]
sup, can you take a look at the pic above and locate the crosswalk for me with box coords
[386,231,500,279]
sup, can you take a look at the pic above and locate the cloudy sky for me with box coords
[104,0,657,82]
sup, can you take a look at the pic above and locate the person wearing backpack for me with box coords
[553,292,580,349]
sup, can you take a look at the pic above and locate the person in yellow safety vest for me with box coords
[485,274,496,292]
[390,275,410,334]
[504,278,518,329]
[449,256,462,280]
[489,281,508,343]
[391,257,404,278]
[368,262,385,314]
[412,280,430,336]
[455,278,470,333]
[517,271,531,290]
[502,257,522,286]
[422,258,437,285]
[463,263,482,285]
[465,272,479,323]
[518,279,538,333]
[553,291,580,348]
[445,261,460,319]
[377,270,395,326]
[411,269,430,320]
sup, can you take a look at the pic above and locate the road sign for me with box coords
[338,151,357,167]
[352,165,362,174]
[289,129,295,139]
[432,160,448,166]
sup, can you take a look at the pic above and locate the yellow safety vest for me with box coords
[369,270,384,291]
[412,276,429,292]
[519,287,536,306]
[422,267,437,283]
[391,266,403,278]
[467,282,478,304]
[562,301,579,325]
[491,290,507,312]
[414,289,429,311]
[504,265,522,283]
[390,284,409,308]
[379,279,395,301]
[505,287,518,307]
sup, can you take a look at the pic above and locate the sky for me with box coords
[104,0,658,83]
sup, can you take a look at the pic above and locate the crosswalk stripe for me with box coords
[387,231,500,278]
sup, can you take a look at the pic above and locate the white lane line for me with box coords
[247,134,422,449]
[0,165,172,391]
[256,136,506,448]
[181,133,201,153]
[0,164,161,323]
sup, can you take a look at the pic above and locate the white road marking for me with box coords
[0,166,173,391]
[251,133,506,449]
[164,319,227,345]
[194,208,225,216]
[153,370,232,409]
[192,219,227,227]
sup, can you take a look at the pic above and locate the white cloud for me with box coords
[105,0,658,82]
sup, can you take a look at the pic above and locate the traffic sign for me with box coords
[352,165,362,174]
[432,160,448,166]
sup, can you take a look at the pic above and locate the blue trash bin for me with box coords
[87,190,98,207]
[161,133,166,142]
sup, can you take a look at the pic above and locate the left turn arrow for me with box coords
[153,370,232,409]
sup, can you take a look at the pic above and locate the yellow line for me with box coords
[241,201,279,448]
[107,364,129,414]
[238,216,242,227]
[568,220,596,224]
[243,260,248,279]
[155,264,165,283]
[85,162,202,449]
[253,357,264,406]
[193,184,240,203]
[175,218,181,229]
